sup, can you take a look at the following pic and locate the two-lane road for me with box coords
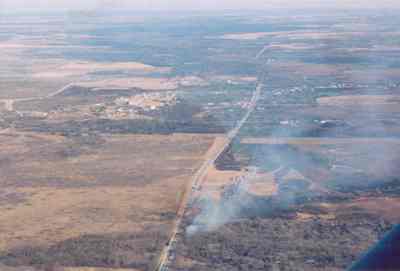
[156,77,264,271]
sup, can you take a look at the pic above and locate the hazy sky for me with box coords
[0,0,398,10]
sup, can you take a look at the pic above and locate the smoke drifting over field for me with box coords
[187,173,253,235]
[187,16,400,234]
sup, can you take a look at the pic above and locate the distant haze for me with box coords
[0,0,399,11]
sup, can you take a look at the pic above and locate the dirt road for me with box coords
[0,83,74,112]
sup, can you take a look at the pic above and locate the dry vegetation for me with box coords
[317,95,400,106]
[0,40,172,99]
[0,131,216,270]
[3,10,400,271]
[77,76,208,91]
[0,264,141,271]
[31,61,171,79]
[269,61,342,76]
[171,138,400,270]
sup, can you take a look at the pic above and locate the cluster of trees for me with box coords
[174,216,392,271]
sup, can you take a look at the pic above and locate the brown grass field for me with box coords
[317,95,400,106]
[0,131,216,270]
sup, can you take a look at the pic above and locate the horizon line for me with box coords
[1,6,400,13]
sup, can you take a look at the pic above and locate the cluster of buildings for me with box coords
[90,92,178,119]
[114,91,177,112]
